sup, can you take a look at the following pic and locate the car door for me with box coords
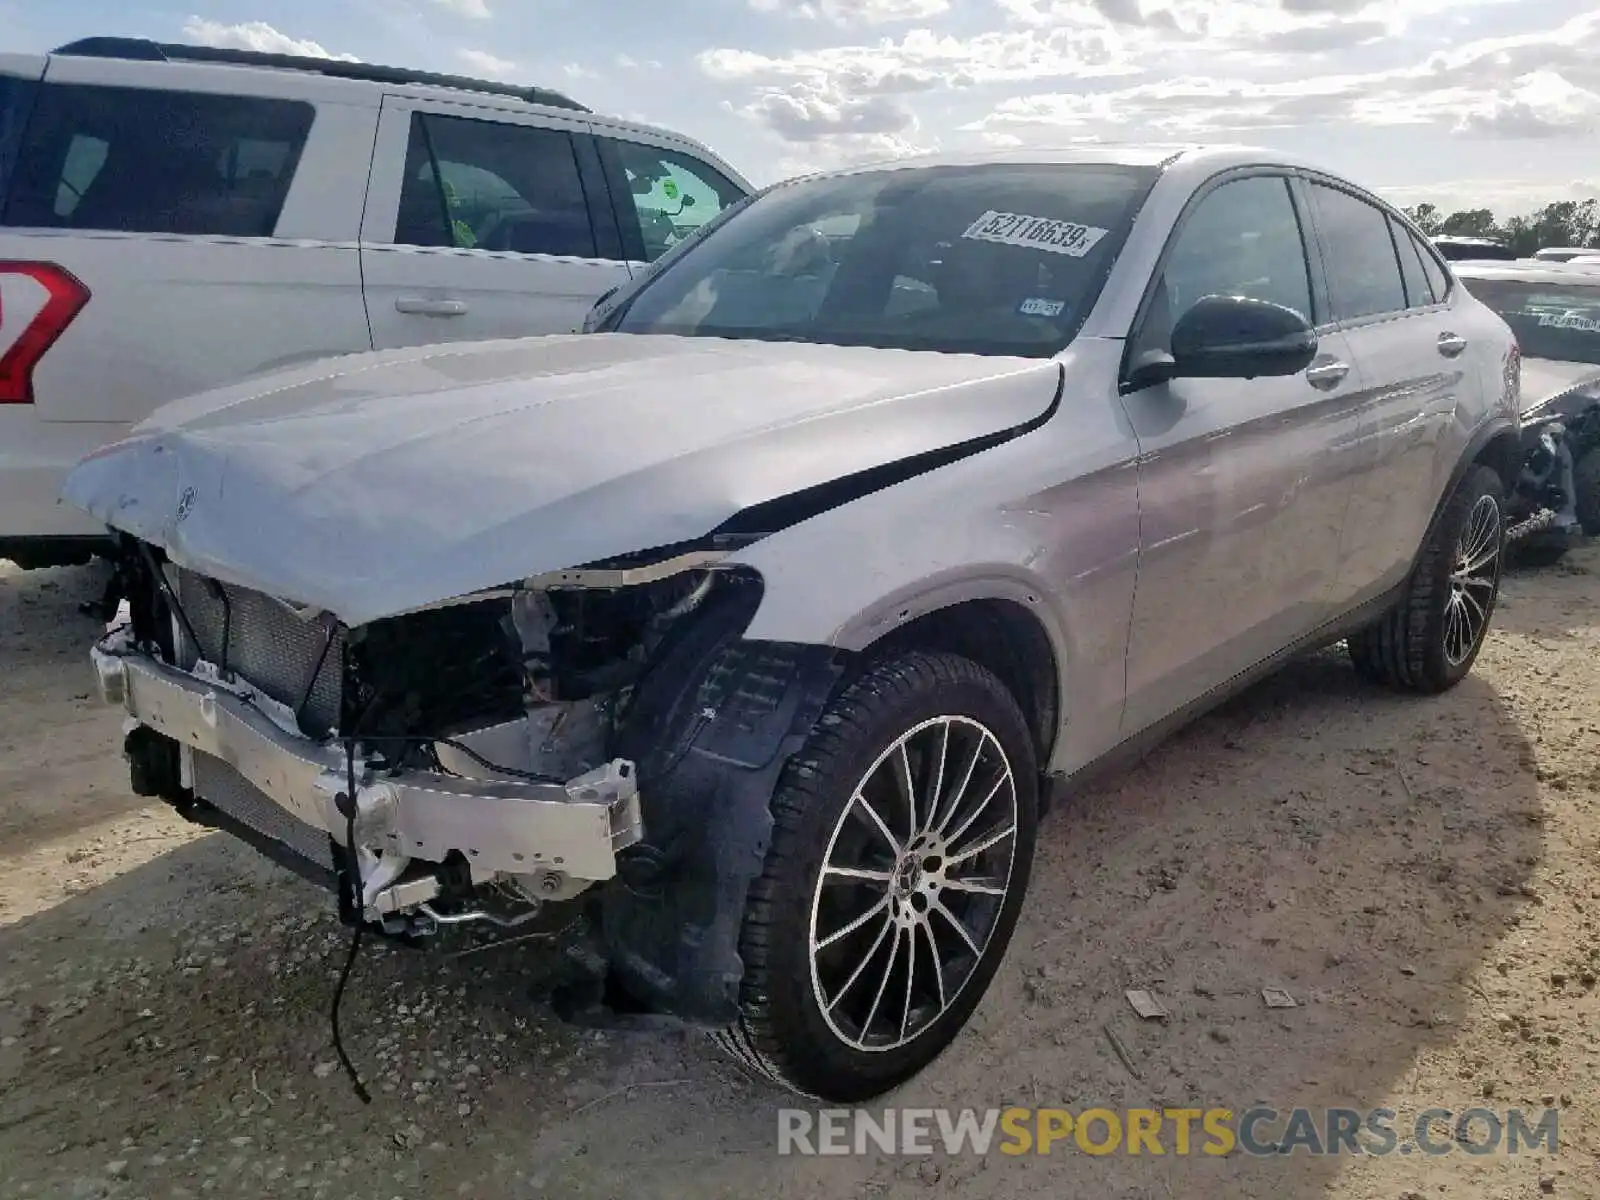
[1301,180,1470,602]
[1118,170,1367,735]
[359,96,631,348]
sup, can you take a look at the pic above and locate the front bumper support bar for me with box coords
[91,640,643,883]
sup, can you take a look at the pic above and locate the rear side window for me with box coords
[0,84,313,237]
[0,73,40,210]
[1308,183,1407,322]
[1418,240,1450,303]
[1390,215,1435,308]
[394,113,597,258]
[601,139,748,262]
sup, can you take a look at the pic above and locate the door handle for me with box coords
[395,297,468,317]
[1437,331,1467,357]
[1305,359,1350,390]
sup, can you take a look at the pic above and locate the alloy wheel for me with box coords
[1445,492,1502,666]
[808,715,1019,1054]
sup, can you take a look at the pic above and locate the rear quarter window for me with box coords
[0,84,314,237]
[0,73,40,210]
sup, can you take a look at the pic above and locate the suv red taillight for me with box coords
[0,262,90,405]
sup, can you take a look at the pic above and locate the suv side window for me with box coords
[1308,183,1407,322]
[395,113,597,258]
[1136,173,1312,355]
[601,138,746,262]
[1390,215,1436,308]
[1,84,313,237]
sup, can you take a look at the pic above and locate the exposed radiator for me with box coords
[173,568,345,734]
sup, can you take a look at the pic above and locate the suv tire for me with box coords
[1349,465,1505,693]
[720,651,1038,1101]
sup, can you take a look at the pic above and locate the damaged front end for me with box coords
[93,540,839,1026]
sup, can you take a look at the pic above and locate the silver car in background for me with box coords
[67,145,1520,1103]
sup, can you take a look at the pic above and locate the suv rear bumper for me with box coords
[91,635,644,887]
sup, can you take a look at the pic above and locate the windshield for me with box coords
[610,162,1159,357]
[1466,277,1600,365]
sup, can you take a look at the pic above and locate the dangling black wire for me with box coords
[329,738,371,1104]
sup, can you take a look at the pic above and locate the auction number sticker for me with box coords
[961,210,1110,258]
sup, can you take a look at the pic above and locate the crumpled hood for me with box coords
[64,333,1060,625]
[1520,356,1600,416]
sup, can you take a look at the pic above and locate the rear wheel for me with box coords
[1349,465,1504,693]
[722,651,1038,1101]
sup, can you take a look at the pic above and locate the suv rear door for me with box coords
[359,95,631,348]
[0,54,373,425]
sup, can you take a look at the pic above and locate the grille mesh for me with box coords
[174,569,344,733]
[191,751,335,872]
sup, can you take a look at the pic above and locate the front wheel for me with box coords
[722,651,1038,1101]
[1349,464,1505,692]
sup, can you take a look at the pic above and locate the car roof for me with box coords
[38,36,746,180]
[784,143,1392,194]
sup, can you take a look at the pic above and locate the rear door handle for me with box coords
[1437,331,1467,357]
[395,297,469,317]
[1305,359,1350,390]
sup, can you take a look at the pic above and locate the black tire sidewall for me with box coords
[1412,465,1505,687]
[1574,448,1600,537]
[749,655,1038,1101]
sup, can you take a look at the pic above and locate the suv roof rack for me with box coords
[49,37,591,113]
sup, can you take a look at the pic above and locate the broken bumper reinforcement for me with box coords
[91,642,644,883]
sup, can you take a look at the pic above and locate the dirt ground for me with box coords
[0,548,1596,1200]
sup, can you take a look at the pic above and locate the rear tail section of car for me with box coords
[0,58,92,408]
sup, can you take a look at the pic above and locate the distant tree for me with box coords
[1396,192,1600,254]
[1403,203,1442,234]
[1438,208,1500,238]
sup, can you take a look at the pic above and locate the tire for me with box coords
[723,650,1038,1101]
[1575,448,1600,537]
[1348,464,1505,693]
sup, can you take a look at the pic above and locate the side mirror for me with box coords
[1130,294,1318,388]
[1173,294,1317,379]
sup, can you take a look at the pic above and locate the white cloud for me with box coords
[748,0,951,25]
[970,8,1600,140]
[699,24,1136,96]
[456,49,518,79]
[563,63,600,80]
[432,0,493,16]
[180,17,359,61]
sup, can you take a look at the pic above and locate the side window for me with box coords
[394,113,597,258]
[1308,183,1407,322]
[603,139,747,262]
[1417,237,1451,304]
[1141,174,1312,352]
[1390,215,1435,308]
[0,84,312,237]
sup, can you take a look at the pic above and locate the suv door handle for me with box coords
[1437,332,1467,357]
[1305,359,1350,390]
[395,297,468,317]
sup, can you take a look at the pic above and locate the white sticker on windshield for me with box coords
[961,210,1110,258]
[1538,310,1600,333]
[1018,297,1066,317]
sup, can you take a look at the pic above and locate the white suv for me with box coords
[0,36,752,569]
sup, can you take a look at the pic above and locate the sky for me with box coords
[4,0,1597,217]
